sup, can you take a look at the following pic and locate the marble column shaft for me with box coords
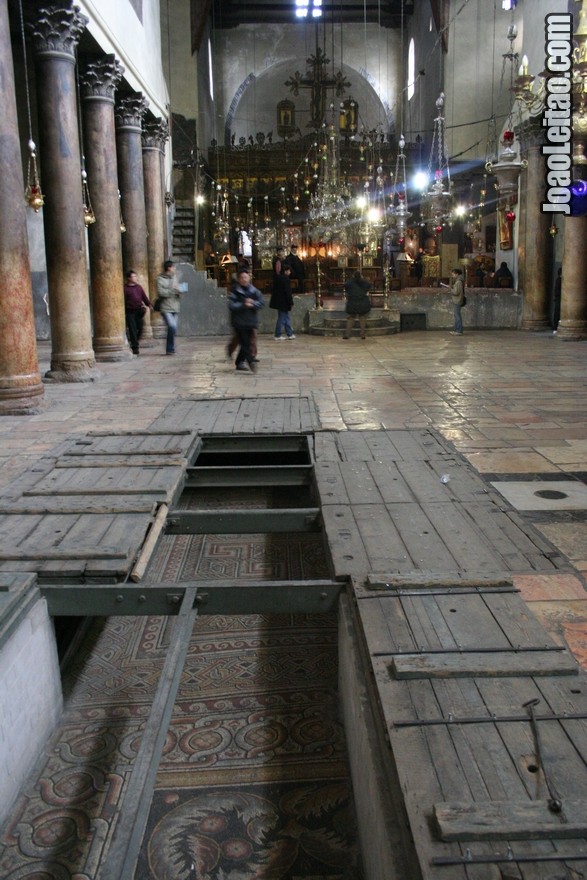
[115,94,153,338]
[116,96,150,285]
[0,0,44,413]
[143,118,170,298]
[520,145,550,331]
[557,216,587,340]
[81,55,131,361]
[30,2,98,381]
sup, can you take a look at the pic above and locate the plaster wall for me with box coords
[443,0,568,166]
[160,0,198,123]
[79,0,169,117]
[404,0,441,161]
[173,266,521,336]
[211,24,401,145]
[0,599,62,829]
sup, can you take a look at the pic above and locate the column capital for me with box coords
[28,1,88,60]
[115,93,149,132]
[80,55,124,103]
[142,118,170,152]
[516,117,547,154]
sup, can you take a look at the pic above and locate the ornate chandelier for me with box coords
[420,93,453,226]
[387,134,411,238]
[485,22,527,215]
[307,119,351,239]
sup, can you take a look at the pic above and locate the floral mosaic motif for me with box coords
[141,784,361,880]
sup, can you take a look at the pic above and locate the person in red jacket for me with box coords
[123,270,152,355]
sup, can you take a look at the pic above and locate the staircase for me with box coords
[172,204,195,262]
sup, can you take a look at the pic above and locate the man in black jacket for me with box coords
[227,269,264,371]
[270,266,295,340]
[284,244,305,293]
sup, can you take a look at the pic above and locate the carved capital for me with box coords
[115,94,149,131]
[28,1,88,59]
[80,55,125,102]
[516,117,547,153]
[142,118,170,151]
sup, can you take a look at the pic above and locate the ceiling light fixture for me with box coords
[295,0,321,19]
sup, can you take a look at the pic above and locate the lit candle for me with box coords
[522,54,529,75]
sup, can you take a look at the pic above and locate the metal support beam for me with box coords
[41,579,344,616]
[185,464,313,487]
[165,508,321,534]
[97,585,198,880]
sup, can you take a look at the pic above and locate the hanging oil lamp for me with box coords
[82,169,96,226]
[118,190,126,233]
[25,139,45,212]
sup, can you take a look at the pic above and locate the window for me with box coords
[208,38,214,101]
[407,38,415,100]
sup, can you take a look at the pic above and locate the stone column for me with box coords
[115,93,154,341]
[0,0,44,413]
[557,216,587,340]
[80,55,132,361]
[142,118,170,297]
[520,140,550,331]
[30,2,98,381]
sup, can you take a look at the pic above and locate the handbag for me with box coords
[153,298,162,312]
[462,294,467,306]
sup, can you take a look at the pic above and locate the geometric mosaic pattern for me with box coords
[0,533,361,879]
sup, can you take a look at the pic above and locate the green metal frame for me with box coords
[41,579,344,616]
[165,508,321,534]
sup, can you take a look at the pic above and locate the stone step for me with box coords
[309,323,400,337]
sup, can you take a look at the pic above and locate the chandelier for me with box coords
[387,134,411,238]
[485,22,526,214]
[307,119,351,239]
[420,93,453,226]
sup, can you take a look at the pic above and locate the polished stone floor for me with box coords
[1,328,587,879]
[2,328,587,603]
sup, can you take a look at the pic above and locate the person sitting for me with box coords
[494,261,514,287]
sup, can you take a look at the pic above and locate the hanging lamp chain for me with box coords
[19,0,44,212]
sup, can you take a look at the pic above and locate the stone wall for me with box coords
[388,287,522,330]
[172,267,522,336]
[0,598,62,828]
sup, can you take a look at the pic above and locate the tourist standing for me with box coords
[270,266,295,340]
[285,244,306,293]
[447,268,465,336]
[343,271,372,339]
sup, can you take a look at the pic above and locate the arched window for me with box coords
[208,38,214,101]
[407,38,415,101]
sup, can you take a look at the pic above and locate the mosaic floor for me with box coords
[0,530,362,880]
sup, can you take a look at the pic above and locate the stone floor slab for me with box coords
[490,479,587,510]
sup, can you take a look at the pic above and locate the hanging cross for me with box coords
[285,47,350,129]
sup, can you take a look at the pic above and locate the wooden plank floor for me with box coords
[2,397,585,877]
[0,430,198,582]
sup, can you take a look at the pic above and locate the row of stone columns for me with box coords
[0,0,170,413]
[519,124,587,339]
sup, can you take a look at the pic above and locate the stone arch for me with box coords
[225,60,395,147]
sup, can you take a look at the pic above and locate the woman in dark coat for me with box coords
[269,266,295,340]
[343,271,372,339]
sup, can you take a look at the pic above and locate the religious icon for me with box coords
[277,99,296,139]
